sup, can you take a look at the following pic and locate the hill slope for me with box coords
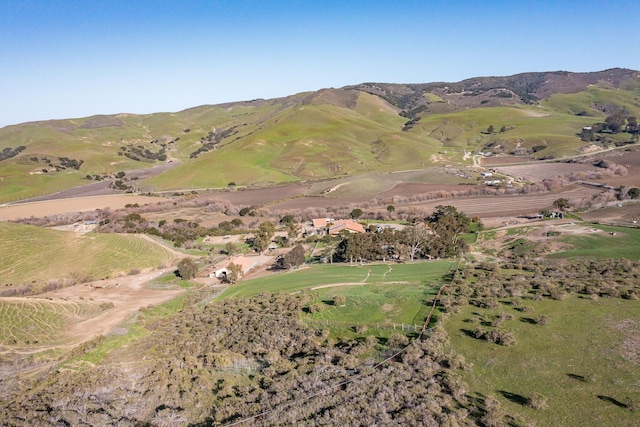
[1,68,639,202]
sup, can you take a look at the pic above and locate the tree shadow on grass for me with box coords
[520,317,537,324]
[460,329,481,339]
[498,390,528,406]
[597,395,627,408]
[567,373,585,381]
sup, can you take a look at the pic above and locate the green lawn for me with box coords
[446,296,640,427]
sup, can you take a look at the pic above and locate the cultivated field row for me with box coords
[0,298,106,346]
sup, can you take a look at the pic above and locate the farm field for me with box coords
[446,296,640,427]
[405,185,602,216]
[494,162,595,182]
[0,194,169,221]
[0,222,178,287]
[0,269,185,373]
[264,182,603,219]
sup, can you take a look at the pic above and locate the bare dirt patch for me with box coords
[579,203,640,224]
[203,234,248,245]
[495,163,594,182]
[36,269,183,348]
[612,319,640,365]
[199,184,310,206]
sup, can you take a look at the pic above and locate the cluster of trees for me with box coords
[23,154,84,172]
[443,258,640,314]
[118,144,167,162]
[274,244,306,269]
[334,206,475,263]
[0,145,26,161]
[189,126,238,158]
[581,113,639,142]
[97,213,248,248]
[58,157,84,170]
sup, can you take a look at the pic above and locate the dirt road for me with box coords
[1,269,184,354]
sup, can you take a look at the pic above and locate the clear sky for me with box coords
[1,0,639,128]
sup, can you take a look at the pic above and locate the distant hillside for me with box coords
[346,68,640,117]
[1,68,639,202]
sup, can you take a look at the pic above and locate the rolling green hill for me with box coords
[1,69,639,202]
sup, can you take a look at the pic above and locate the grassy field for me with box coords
[0,298,108,346]
[0,222,176,286]
[445,296,640,427]
[221,261,457,329]
[549,224,640,260]
[220,261,455,298]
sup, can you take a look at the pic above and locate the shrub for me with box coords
[527,392,548,410]
[387,333,409,348]
[534,315,550,325]
[177,258,198,280]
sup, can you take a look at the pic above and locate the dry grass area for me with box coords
[579,203,640,224]
[199,184,310,206]
[613,319,640,365]
[0,195,169,221]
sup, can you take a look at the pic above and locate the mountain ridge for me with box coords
[1,68,639,202]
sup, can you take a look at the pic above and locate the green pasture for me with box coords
[446,296,640,427]
[310,283,434,326]
[549,224,640,260]
[0,298,107,346]
[146,100,443,189]
[220,261,456,300]
[0,222,175,286]
[220,261,456,329]
[543,85,640,117]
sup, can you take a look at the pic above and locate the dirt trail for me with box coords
[0,269,183,355]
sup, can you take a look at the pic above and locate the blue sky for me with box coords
[1,0,639,127]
